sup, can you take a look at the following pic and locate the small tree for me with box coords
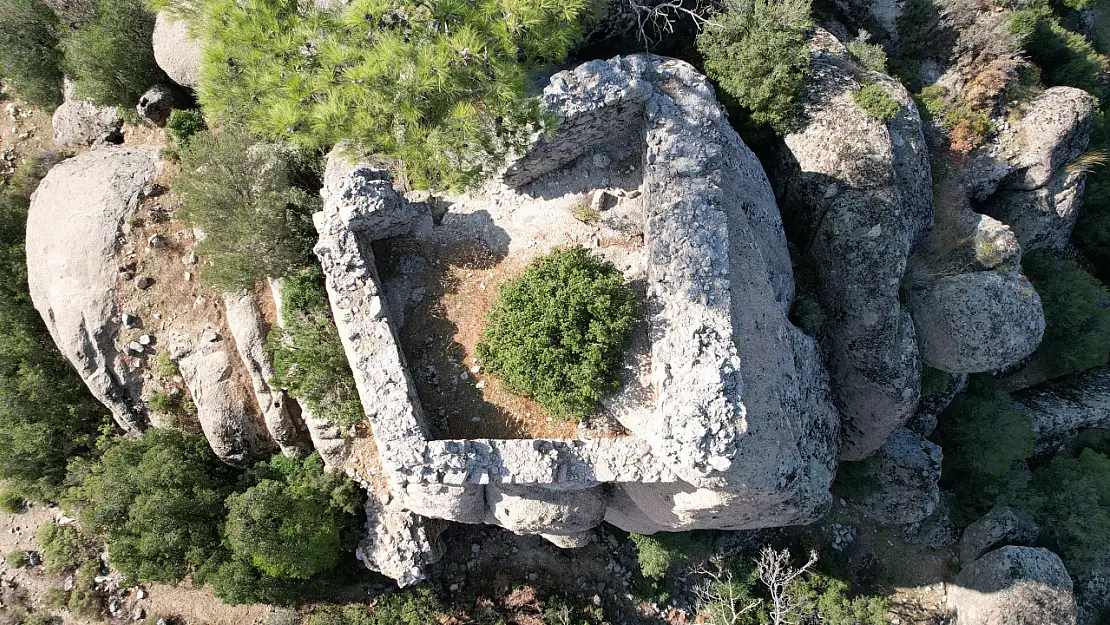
[60,0,165,107]
[476,246,640,421]
[697,0,813,135]
[174,129,319,292]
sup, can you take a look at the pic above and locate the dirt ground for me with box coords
[380,144,650,440]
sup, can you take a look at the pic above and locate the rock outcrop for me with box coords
[169,333,276,466]
[356,495,444,587]
[152,12,202,89]
[843,428,942,524]
[1014,366,1110,455]
[949,546,1077,625]
[959,506,1040,565]
[224,292,309,457]
[907,370,967,436]
[907,270,1045,373]
[26,147,162,432]
[136,84,179,127]
[773,30,931,460]
[51,99,123,147]
[977,87,1097,252]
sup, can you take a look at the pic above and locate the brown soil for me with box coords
[379,237,579,440]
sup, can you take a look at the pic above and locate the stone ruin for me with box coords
[312,55,840,584]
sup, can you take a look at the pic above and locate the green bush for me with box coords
[154,352,178,378]
[304,587,444,625]
[697,0,813,135]
[0,154,107,502]
[65,429,238,584]
[789,569,888,625]
[60,0,165,107]
[854,84,901,122]
[1012,7,1109,95]
[789,296,826,337]
[174,128,319,292]
[0,0,63,108]
[630,532,712,580]
[476,246,640,421]
[932,378,1036,524]
[269,267,364,428]
[0,488,24,513]
[222,453,362,581]
[848,39,888,73]
[1076,111,1110,283]
[1025,448,1110,574]
[164,110,206,146]
[1023,250,1110,378]
[5,550,28,568]
[36,521,94,574]
[184,0,593,190]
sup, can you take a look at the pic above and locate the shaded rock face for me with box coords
[486,484,607,536]
[170,334,276,466]
[949,546,1077,625]
[959,506,1040,565]
[1076,567,1110,625]
[773,30,931,460]
[844,428,942,525]
[52,99,123,147]
[907,370,967,436]
[136,84,179,127]
[152,12,202,89]
[975,87,1097,252]
[1015,366,1110,456]
[26,148,162,432]
[223,292,310,458]
[907,270,1045,374]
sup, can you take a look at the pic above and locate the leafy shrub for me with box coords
[5,550,28,568]
[918,84,995,154]
[789,296,826,337]
[1012,7,1109,95]
[630,532,713,580]
[222,453,362,581]
[0,0,63,108]
[854,84,901,122]
[60,0,164,107]
[789,570,888,625]
[65,429,238,584]
[0,154,107,502]
[185,0,592,190]
[174,128,319,292]
[66,559,104,616]
[848,38,888,73]
[36,521,94,574]
[1024,448,1110,574]
[304,587,444,625]
[476,246,640,421]
[932,378,1036,524]
[1022,250,1110,378]
[164,110,205,146]
[0,488,24,513]
[697,0,813,135]
[269,267,364,428]
[154,352,178,378]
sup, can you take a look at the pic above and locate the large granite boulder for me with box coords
[1015,366,1110,455]
[51,99,123,147]
[949,546,1077,625]
[169,332,276,466]
[907,370,967,436]
[26,148,162,432]
[773,29,931,460]
[959,506,1040,565]
[152,12,202,89]
[841,428,943,524]
[486,484,607,536]
[907,270,1045,373]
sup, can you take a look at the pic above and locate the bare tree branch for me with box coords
[626,0,720,49]
[692,564,761,625]
[757,546,819,625]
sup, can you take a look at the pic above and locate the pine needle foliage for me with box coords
[476,246,640,421]
[173,128,319,292]
[696,0,813,135]
[188,0,594,190]
[0,0,64,109]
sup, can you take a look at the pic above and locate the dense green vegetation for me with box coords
[64,428,236,584]
[61,0,165,107]
[36,520,96,574]
[269,266,364,428]
[156,0,596,190]
[630,532,713,581]
[0,153,108,502]
[854,84,901,122]
[1022,251,1110,379]
[1011,5,1109,95]
[1076,114,1110,284]
[0,0,64,108]
[476,246,640,421]
[697,0,813,135]
[173,128,319,292]
[0,488,24,513]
